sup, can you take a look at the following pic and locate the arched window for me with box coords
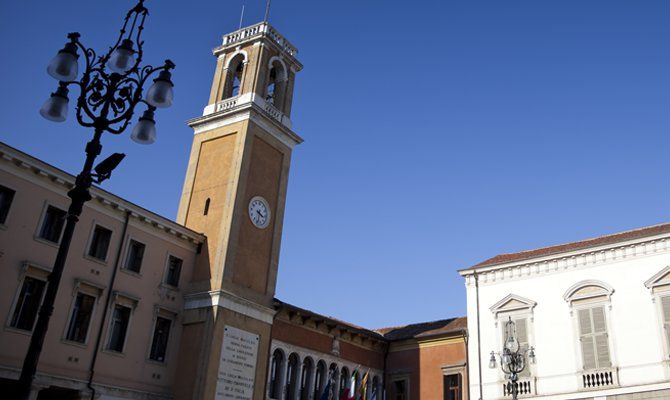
[269,349,285,399]
[563,280,615,372]
[339,367,350,398]
[314,360,326,398]
[300,357,314,400]
[286,353,299,400]
[224,54,245,99]
[329,363,338,396]
[266,58,287,110]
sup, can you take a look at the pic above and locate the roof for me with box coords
[273,299,386,341]
[375,317,467,341]
[466,221,670,270]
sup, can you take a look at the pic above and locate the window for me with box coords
[124,239,145,273]
[339,367,350,399]
[10,277,46,331]
[39,205,66,243]
[314,360,326,398]
[444,374,462,400]
[501,317,531,377]
[165,255,182,287]
[578,306,611,370]
[301,358,314,400]
[394,379,408,400]
[65,292,95,343]
[269,349,284,399]
[0,185,15,224]
[204,198,210,216]
[286,353,299,399]
[107,304,131,352]
[661,296,670,351]
[88,225,112,261]
[266,67,277,104]
[149,316,172,362]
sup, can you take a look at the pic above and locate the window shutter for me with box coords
[592,307,607,333]
[661,297,670,350]
[595,334,611,367]
[578,309,592,335]
[581,336,596,370]
[661,296,670,322]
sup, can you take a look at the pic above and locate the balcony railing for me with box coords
[215,96,239,112]
[581,368,618,390]
[502,378,534,397]
[221,22,298,57]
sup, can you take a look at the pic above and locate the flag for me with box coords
[347,370,357,400]
[359,371,369,400]
[320,373,332,400]
[370,385,378,400]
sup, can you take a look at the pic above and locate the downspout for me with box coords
[87,210,131,399]
[474,271,483,400]
[463,329,470,400]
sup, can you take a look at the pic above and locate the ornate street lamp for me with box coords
[17,1,174,398]
[488,317,536,400]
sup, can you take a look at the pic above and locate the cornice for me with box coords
[462,234,670,287]
[0,142,205,245]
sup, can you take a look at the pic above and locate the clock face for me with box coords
[248,196,271,229]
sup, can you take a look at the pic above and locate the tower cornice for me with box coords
[213,22,303,71]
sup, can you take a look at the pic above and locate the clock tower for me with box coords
[174,22,302,400]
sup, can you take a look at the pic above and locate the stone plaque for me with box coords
[216,326,260,400]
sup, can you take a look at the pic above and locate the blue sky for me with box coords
[2,1,670,329]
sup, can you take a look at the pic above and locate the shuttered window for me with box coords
[662,296,670,351]
[501,317,531,377]
[578,306,611,370]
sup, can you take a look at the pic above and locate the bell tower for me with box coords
[174,23,302,400]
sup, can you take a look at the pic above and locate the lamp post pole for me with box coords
[488,318,536,400]
[16,1,174,398]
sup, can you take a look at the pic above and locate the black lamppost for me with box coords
[17,1,174,398]
[488,318,536,400]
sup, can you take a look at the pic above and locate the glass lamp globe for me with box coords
[108,39,135,74]
[39,86,69,122]
[488,352,497,369]
[47,42,79,81]
[131,109,156,144]
[146,70,174,108]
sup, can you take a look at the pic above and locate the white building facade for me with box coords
[460,225,670,400]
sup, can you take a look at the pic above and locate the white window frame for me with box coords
[121,235,147,276]
[61,279,104,346]
[645,266,670,364]
[33,201,67,246]
[84,221,114,264]
[563,280,618,377]
[162,252,183,289]
[103,291,139,355]
[490,293,538,392]
[146,305,177,364]
[0,182,18,229]
[5,262,50,334]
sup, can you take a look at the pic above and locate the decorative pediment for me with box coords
[563,280,614,305]
[490,294,537,317]
[645,265,670,292]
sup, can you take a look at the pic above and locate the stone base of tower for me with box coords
[174,291,275,400]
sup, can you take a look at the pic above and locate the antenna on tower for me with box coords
[238,4,245,30]
[264,0,272,22]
